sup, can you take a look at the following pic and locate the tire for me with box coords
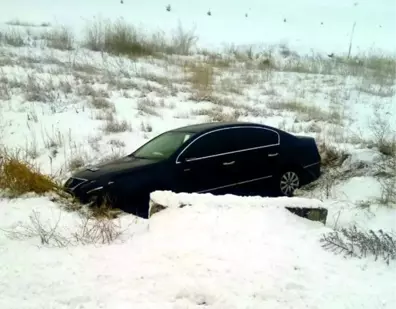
[278,170,300,197]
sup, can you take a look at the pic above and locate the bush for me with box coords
[0,28,25,47]
[104,19,153,56]
[320,226,396,264]
[44,26,74,50]
[2,208,124,247]
[0,153,61,196]
[318,143,348,168]
[83,18,197,56]
[84,18,155,56]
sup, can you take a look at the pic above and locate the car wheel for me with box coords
[279,170,300,197]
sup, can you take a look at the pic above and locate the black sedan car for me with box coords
[64,122,321,218]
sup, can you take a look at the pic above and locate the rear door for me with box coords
[229,127,280,194]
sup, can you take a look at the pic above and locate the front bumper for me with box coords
[64,177,92,202]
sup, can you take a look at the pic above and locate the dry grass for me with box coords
[5,19,51,27]
[2,208,125,247]
[0,28,25,47]
[23,74,57,103]
[0,152,62,197]
[77,83,109,98]
[42,26,74,50]
[194,106,241,122]
[67,156,86,171]
[102,114,132,133]
[108,139,126,148]
[90,96,114,110]
[219,76,244,95]
[185,62,215,100]
[137,98,161,116]
[140,121,153,132]
[356,82,395,98]
[267,100,342,124]
[83,18,197,57]
[318,143,349,169]
[369,109,396,157]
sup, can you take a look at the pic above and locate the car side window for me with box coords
[234,127,279,149]
[180,129,239,160]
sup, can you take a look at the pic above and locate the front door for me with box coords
[174,129,239,194]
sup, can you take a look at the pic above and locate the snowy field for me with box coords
[1,0,396,308]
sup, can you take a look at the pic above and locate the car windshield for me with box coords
[132,131,194,160]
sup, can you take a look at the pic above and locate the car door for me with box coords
[174,129,239,194]
[229,127,281,194]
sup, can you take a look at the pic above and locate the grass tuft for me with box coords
[318,143,349,168]
[83,18,197,57]
[185,62,215,99]
[0,28,25,47]
[42,26,74,50]
[0,153,61,196]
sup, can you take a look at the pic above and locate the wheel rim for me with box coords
[280,171,300,196]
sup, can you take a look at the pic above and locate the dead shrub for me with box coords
[267,100,341,124]
[104,19,153,56]
[369,109,396,157]
[318,143,349,168]
[1,209,70,247]
[43,26,74,50]
[321,226,396,264]
[72,211,124,244]
[84,18,154,57]
[108,139,126,148]
[194,106,240,122]
[90,96,113,110]
[68,156,86,171]
[137,98,160,116]
[77,83,110,98]
[103,117,131,133]
[186,63,214,92]
[84,17,198,56]
[162,22,198,55]
[0,28,25,47]
[5,19,51,27]
[23,74,56,103]
[2,208,125,247]
[0,153,62,196]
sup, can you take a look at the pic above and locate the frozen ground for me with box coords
[0,0,396,308]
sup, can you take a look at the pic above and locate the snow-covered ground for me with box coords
[1,194,396,309]
[0,0,396,308]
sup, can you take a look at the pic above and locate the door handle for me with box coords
[223,161,235,166]
[268,153,278,157]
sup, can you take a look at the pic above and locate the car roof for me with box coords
[170,121,277,134]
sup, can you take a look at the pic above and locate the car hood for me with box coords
[72,156,159,180]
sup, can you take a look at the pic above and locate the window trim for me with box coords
[175,126,280,164]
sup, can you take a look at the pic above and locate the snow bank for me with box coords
[1,194,396,309]
[1,194,395,308]
[150,190,324,211]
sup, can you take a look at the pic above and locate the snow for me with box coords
[149,190,325,210]
[0,0,396,308]
[1,194,396,309]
